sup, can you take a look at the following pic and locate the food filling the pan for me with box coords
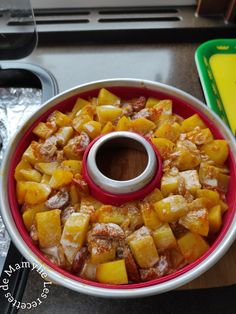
[15,88,229,285]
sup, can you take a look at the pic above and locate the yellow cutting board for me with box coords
[210,54,236,133]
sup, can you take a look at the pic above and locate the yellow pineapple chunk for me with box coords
[128,228,159,268]
[32,122,56,139]
[146,97,160,108]
[55,126,74,146]
[35,162,59,175]
[60,213,90,263]
[186,128,213,145]
[101,121,115,134]
[14,159,32,181]
[208,205,222,234]
[116,116,132,131]
[179,170,201,194]
[179,208,209,236]
[96,260,128,284]
[49,169,73,189]
[80,196,103,215]
[154,122,181,142]
[177,232,209,263]
[71,97,91,118]
[200,140,229,165]
[181,114,206,132]
[154,195,188,222]
[140,202,162,230]
[49,110,71,127]
[144,188,163,203]
[151,138,175,159]
[83,120,101,139]
[153,223,177,249]
[61,160,82,175]
[36,209,61,248]
[90,239,116,264]
[161,174,179,197]
[132,117,156,135]
[17,181,51,205]
[95,205,126,225]
[96,105,122,123]
[23,203,47,231]
[72,114,91,133]
[18,169,42,183]
[98,88,120,106]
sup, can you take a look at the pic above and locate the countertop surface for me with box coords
[13,41,236,312]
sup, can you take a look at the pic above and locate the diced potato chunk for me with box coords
[200,140,229,165]
[94,205,127,225]
[49,110,71,127]
[55,126,74,146]
[140,202,162,230]
[23,203,47,231]
[76,104,95,119]
[196,189,220,207]
[61,160,82,175]
[175,140,201,171]
[179,170,201,194]
[14,159,32,181]
[22,142,43,165]
[116,116,132,131]
[186,128,213,145]
[151,138,175,159]
[71,97,91,118]
[144,188,163,203]
[208,205,222,234]
[154,195,188,222]
[35,162,59,175]
[177,232,209,263]
[41,174,51,184]
[60,213,90,263]
[90,240,116,264]
[154,122,181,142]
[72,115,91,133]
[146,97,160,108]
[154,99,172,115]
[101,121,114,134]
[17,181,51,205]
[83,120,101,139]
[96,259,128,284]
[181,114,206,132]
[98,88,120,106]
[132,117,156,135]
[49,169,73,189]
[69,184,80,205]
[18,169,42,183]
[96,105,122,123]
[33,122,57,139]
[199,162,219,189]
[179,208,209,236]
[153,223,177,249]
[129,233,159,268]
[36,209,61,248]
[169,248,185,269]
[161,174,179,197]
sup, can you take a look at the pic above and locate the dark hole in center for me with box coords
[96,137,148,181]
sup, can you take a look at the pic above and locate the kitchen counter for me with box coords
[15,41,236,312]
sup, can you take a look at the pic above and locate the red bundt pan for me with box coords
[1,79,236,298]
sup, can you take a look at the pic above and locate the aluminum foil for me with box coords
[0,87,42,258]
